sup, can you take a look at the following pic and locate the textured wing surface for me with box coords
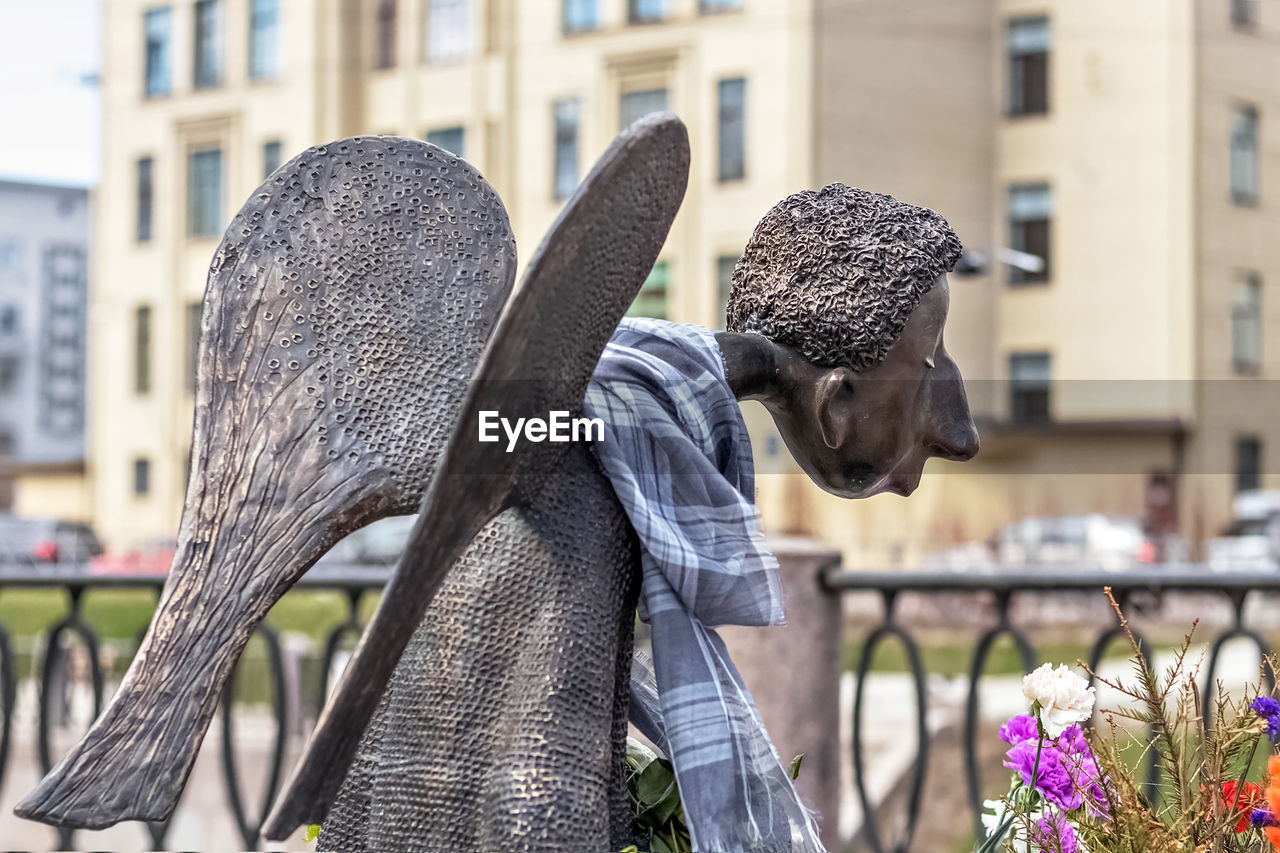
[264,113,691,837]
[320,444,641,853]
[17,137,516,828]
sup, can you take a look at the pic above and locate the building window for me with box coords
[628,0,665,24]
[1009,352,1051,424]
[701,0,742,11]
[375,0,397,69]
[426,126,465,158]
[134,305,152,394]
[0,239,20,281]
[0,305,17,335]
[1236,436,1262,492]
[1008,182,1051,285]
[1233,0,1258,29]
[143,7,172,97]
[193,0,223,89]
[186,301,203,393]
[627,260,669,320]
[249,0,280,81]
[39,246,86,437]
[716,254,738,328]
[717,78,746,182]
[133,457,151,497]
[426,0,471,63]
[563,0,597,32]
[1008,16,1049,117]
[1233,272,1263,375]
[187,148,223,237]
[0,356,17,395]
[1232,105,1260,206]
[262,139,282,178]
[137,156,154,242]
[552,99,580,200]
[620,87,669,131]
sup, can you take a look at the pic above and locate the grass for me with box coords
[0,587,382,644]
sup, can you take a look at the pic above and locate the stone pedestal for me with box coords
[719,536,842,852]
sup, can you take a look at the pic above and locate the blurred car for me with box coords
[994,514,1154,571]
[1207,490,1280,572]
[316,515,417,566]
[0,515,104,566]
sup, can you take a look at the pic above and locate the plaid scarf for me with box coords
[585,318,826,853]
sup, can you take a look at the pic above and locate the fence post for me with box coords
[719,536,842,851]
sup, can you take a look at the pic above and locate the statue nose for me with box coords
[931,417,980,462]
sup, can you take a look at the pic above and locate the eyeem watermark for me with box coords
[478,410,604,452]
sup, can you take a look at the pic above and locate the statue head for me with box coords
[723,183,979,498]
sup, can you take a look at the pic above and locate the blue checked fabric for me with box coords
[584,318,825,853]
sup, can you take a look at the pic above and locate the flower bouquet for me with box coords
[980,593,1279,853]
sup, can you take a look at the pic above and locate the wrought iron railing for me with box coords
[0,563,390,850]
[0,564,1275,852]
[823,568,1279,853]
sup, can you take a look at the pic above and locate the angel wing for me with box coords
[17,135,517,827]
[16,113,691,836]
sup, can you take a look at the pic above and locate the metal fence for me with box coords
[0,563,390,850]
[824,568,1278,853]
[0,564,1275,852]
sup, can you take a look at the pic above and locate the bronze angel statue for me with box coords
[14,114,977,852]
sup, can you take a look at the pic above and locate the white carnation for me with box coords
[1021,663,1095,737]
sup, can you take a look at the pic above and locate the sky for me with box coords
[0,0,101,186]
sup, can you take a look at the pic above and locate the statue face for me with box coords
[767,275,979,498]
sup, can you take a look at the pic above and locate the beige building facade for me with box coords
[68,0,1280,568]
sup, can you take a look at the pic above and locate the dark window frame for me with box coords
[619,87,669,131]
[262,139,282,178]
[1236,435,1263,493]
[1008,16,1049,118]
[375,0,397,69]
[717,77,746,182]
[134,304,152,395]
[1232,0,1258,30]
[1231,104,1260,207]
[1232,272,1263,376]
[426,126,466,159]
[143,6,173,97]
[137,156,154,242]
[133,457,152,497]
[562,0,598,33]
[187,147,224,237]
[193,0,223,90]
[628,0,665,24]
[1009,352,1051,424]
[1008,182,1052,286]
[552,98,580,201]
[248,0,280,81]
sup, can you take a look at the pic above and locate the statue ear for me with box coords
[815,367,856,450]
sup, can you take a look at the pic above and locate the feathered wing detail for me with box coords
[262,112,691,839]
[16,137,516,828]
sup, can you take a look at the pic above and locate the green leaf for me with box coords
[788,753,805,781]
[304,824,321,842]
[635,761,678,810]
[649,831,675,853]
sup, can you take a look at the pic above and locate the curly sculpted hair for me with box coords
[726,183,962,372]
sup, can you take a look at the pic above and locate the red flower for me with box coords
[1220,781,1264,833]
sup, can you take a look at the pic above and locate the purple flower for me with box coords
[999,714,1040,745]
[1030,810,1079,853]
[1003,725,1109,816]
[1253,696,1280,744]
[1253,809,1280,829]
